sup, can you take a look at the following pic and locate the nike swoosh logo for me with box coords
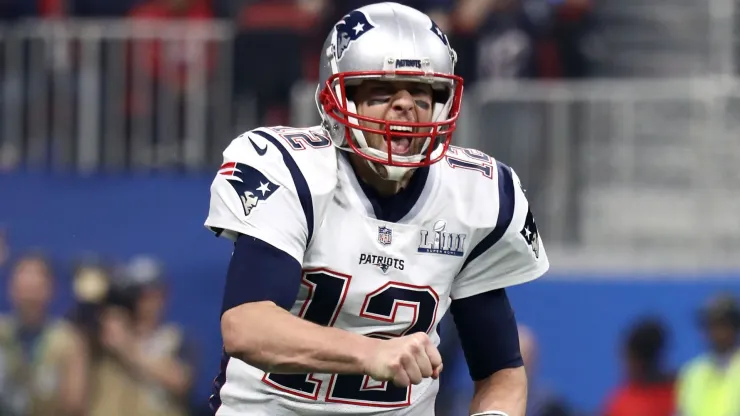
[249,137,268,156]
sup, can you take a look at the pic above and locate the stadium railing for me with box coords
[0,19,235,172]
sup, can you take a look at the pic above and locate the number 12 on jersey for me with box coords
[262,268,439,408]
[445,146,495,179]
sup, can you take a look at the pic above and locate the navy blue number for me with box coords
[446,146,494,178]
[262,273,440,408]
[262,270,350,400]
[326,283,439,407]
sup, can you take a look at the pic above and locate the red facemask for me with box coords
[319,70,464,167]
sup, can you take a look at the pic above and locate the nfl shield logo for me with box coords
[378,226,393,246]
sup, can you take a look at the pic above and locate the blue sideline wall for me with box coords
[1,173,738,412]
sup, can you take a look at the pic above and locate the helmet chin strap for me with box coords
[367,162,415,182]
[362,141,445,182]
[336,145,417,182]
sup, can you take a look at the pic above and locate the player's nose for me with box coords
[390,90,416,118]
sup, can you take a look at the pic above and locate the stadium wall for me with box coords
[1,173,738,412]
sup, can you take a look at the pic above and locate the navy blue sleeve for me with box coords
[221,234,303,316]
[449,288,523,381]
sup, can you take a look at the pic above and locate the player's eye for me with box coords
[368,97,391,105]
[414,99,431,110]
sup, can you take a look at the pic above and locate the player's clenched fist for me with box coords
[361,332,443,387]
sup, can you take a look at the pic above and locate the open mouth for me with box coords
[389,125,413,155]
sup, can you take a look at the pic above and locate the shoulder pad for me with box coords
[437,145,513,227]
[227,126,339,197]
[207,126,338,253]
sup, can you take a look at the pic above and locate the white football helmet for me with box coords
[315,2,464,181]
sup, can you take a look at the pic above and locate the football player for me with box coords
[205,2,549,415]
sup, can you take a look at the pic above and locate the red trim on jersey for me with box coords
[360,281,440,337]
[261,373,325,401]
[324,373,412,408]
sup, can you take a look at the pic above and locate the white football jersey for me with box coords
[204,126,549,415]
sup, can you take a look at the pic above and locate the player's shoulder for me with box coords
[435,145,522,218]
[435,146,546,284]
[221,125,339,197]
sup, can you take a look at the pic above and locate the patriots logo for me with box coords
[335,10,375,60]
[520,208,540,258]
[358,253,405,275]
[430,19,449,46]
[219,162,280,216]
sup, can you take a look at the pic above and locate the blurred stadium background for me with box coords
[1,0,740,415]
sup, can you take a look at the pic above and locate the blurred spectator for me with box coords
[234,0,327,125]
[87,255,196,416]
[677,293,740,416]
[602,317,674,416]
[127,0,216,90]
[519,324,575,416]
[0,0,38,20]
[452,0,544,81]
[0,253,86,416]
[126,0,216,145]
[548,0,598,78]
[453,0,596,81]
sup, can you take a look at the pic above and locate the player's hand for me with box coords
[362,332,443,388]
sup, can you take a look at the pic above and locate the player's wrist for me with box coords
[355,335,383,375]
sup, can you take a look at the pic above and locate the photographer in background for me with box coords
[84,256,196,416]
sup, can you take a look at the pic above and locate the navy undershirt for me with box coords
[345,154,430,222]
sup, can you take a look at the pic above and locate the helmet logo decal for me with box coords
[430,19,449,46]
[334,10,375,60]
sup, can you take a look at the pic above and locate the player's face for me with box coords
[353,80,434,156]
